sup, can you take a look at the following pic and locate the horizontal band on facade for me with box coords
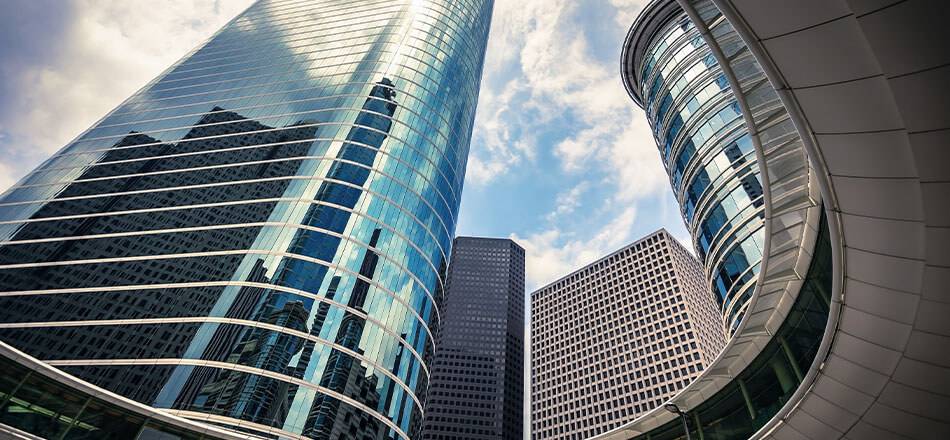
[158,12,482,88]
[78,99,457,157]
[0,247,440,336]
[0,224,438,355]
[4,153,457,255]
[160,410,316,440]
[53,115,466,204]
[187,1,481,67]
[0,219,440,303]
[0,278,435,363]
[20,127,461,227]
[0,193,449,306]
[1,174,453,289]
[45,357,412,440]
[65,102,465,180]
[72,99,467,191]
[104,64,477,148]
[3,315,426,409]
[152,40,479,100]
[14,149,457,231]
[215,0,479,50]
[0,198,448,310]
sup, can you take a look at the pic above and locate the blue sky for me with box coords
[0,0,687,292]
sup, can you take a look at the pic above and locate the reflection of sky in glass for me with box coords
[638,13,765,335]
[0,0,494,438]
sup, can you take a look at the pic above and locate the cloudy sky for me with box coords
[0,0,687,292]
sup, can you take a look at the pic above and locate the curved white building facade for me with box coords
[611,0,950,439]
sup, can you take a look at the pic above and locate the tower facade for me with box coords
[530,230,726,440]
[421,237,525,440]
[0,1,494,439]
[622,6,765,334]
[603,0,950,437]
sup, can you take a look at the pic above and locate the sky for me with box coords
[0,0,695,434]
[0,0,688,294]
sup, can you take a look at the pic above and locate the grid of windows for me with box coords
[0,1,494,439]
[422,237,525,440]
[530,230,725,440]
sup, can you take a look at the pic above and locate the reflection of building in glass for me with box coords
[301,228,385,439]
[0,341,246,440]
[0,108,318,404]
[531,230,725,440]
[0,1,494,438]
[421,237,525,440]
[158,80,399,435]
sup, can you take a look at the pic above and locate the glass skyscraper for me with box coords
[623,8,765,334]
[0,1,493,439]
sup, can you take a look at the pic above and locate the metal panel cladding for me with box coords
[631,12,765,335]
[0,1,494,439]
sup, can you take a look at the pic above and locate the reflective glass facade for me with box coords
[0,341,242,440]
[0,1,493,439]
[636,12,764,334]
[614,0,828,438]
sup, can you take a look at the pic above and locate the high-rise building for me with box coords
[603,1,950,440]
[531,230,726,440]
[0,1,494,439]
[421,237,525,440]
[621,3,767,335]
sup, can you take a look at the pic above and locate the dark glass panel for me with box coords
[63,400,146,440]
[0,370,89,439]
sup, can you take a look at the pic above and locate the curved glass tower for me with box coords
[0,1,493,439]
[605,0,949,439]
[624,7,764,334]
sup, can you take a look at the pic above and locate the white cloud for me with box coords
[546,180,591,221]
[0,160,16,194]
[467,79,536,184]
[476,0,663,291]
[475,0,660,201]
[513,206,638,291]
[0,0,254,191]
[607,113,670,202]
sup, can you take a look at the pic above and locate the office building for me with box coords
[422,237,525,440]
[0,1,494,439]
[606,1,950,439]
[531,230,726,440]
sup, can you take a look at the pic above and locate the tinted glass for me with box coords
[0,0,494,438]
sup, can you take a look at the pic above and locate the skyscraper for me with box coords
[531,230,726,440]
[0,1,494,439]
[421,237,524,440]
[621,4,767,334]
